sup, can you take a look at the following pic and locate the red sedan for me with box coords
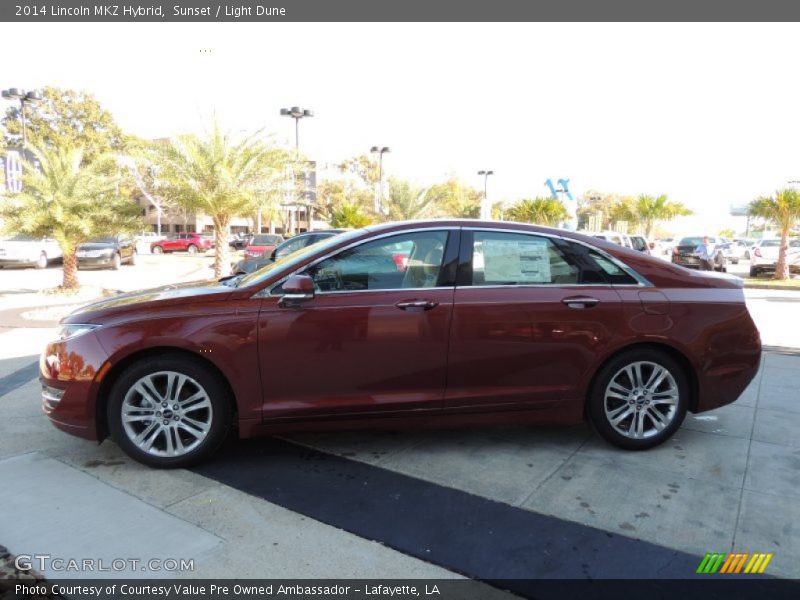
[244,234,284,259]
[40,220,761,467]
[150,232,213,254]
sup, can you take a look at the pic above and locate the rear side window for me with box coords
[470,232,580,285]
[581,247,639,285]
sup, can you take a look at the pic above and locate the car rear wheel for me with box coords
[129,250,137,266]
[588,349,688,450]
[152,246,163,255]
[107,356,232,468]
[36,252,48,269]
[750,266,759,277]
[187,244,198,254]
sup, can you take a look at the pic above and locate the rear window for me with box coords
[252,235,282,245]
[679,237,704,246]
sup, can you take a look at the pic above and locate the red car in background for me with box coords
[41,220,761,468]
[244,234,284,259]
[150,233,213,254]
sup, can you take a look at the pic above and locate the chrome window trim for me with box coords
[252,226,460,299]
[464,226,652,288]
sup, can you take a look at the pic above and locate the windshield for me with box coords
[236,229,365,288]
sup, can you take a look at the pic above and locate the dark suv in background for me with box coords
[76,235,136,270]
[672,236,727,271]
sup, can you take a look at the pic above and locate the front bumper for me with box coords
[39,331,111,441]
[77,256,115,268]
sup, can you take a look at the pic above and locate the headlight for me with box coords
[54,323,101,341]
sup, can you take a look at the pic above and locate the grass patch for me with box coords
[744,277,800,288]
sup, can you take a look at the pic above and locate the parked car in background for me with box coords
[672,236,727,271]
[41,219,761,467]
[151,233,213,254]
[233,230,346,274]
[228,233,253,250]
[654,237,676,256]
[585,231,634,249]
[719,240,747,264]
[244,234,284,259]
[629,235,652,254]
[749,238,800,277]
[0,235,62,269]
[76,235,137,270]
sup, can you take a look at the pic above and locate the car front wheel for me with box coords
[111,253,121,270]
[588,349,688,450]
[107,356,232,468]
[152,246,163,254]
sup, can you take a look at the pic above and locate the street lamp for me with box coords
[370,146,390,213]
[478,170,494,220]
[280,106,314,152]
[279,106,314,234]
[2,88,43,150]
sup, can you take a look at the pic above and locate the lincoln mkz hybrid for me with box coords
[40,220,761,467]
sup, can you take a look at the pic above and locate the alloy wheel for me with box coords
[603,361,679,440]
[121,371,213,457]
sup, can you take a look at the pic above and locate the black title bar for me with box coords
[2,0,800,22]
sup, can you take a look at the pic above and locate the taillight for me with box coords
[754,247,762,257]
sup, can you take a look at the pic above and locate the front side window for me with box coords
[470,232,580,285]
[304,231,449,292]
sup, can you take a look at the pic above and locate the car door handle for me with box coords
[562,296,600,309]
[396,299,439,311]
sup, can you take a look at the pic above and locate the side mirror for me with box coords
[279,274,315,307]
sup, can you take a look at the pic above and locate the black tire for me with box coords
[152,245,163,255]
[107,355,232,468]
[587,348,689,450]
[111,253,121,270]
[187,244,198,254]
[129,250,137,266]
[749,266,758,277]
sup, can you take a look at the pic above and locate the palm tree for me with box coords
[330,202,373,228]
[748,189,800,280]
[632,194,693,239]
[505,197,568,226]
[152,124,284,277]
[385,179,440,221]
[0,144,142,290]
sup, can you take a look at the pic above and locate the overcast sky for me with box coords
[2,22,799,231]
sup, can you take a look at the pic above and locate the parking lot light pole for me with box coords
[280,107,314,234]
[370,146,390,213]
[280,106,313,154]
[478,170,494,220]
[2,88,43,151]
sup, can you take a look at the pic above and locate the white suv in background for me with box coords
[583,230,634,249]
[0,235,62,269]
[749,238,800,277]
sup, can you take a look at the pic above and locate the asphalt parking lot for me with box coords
[0,252,799,588]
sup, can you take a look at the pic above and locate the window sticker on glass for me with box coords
[482,239,551,283]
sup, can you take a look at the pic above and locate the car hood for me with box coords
[63,279,234,324]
